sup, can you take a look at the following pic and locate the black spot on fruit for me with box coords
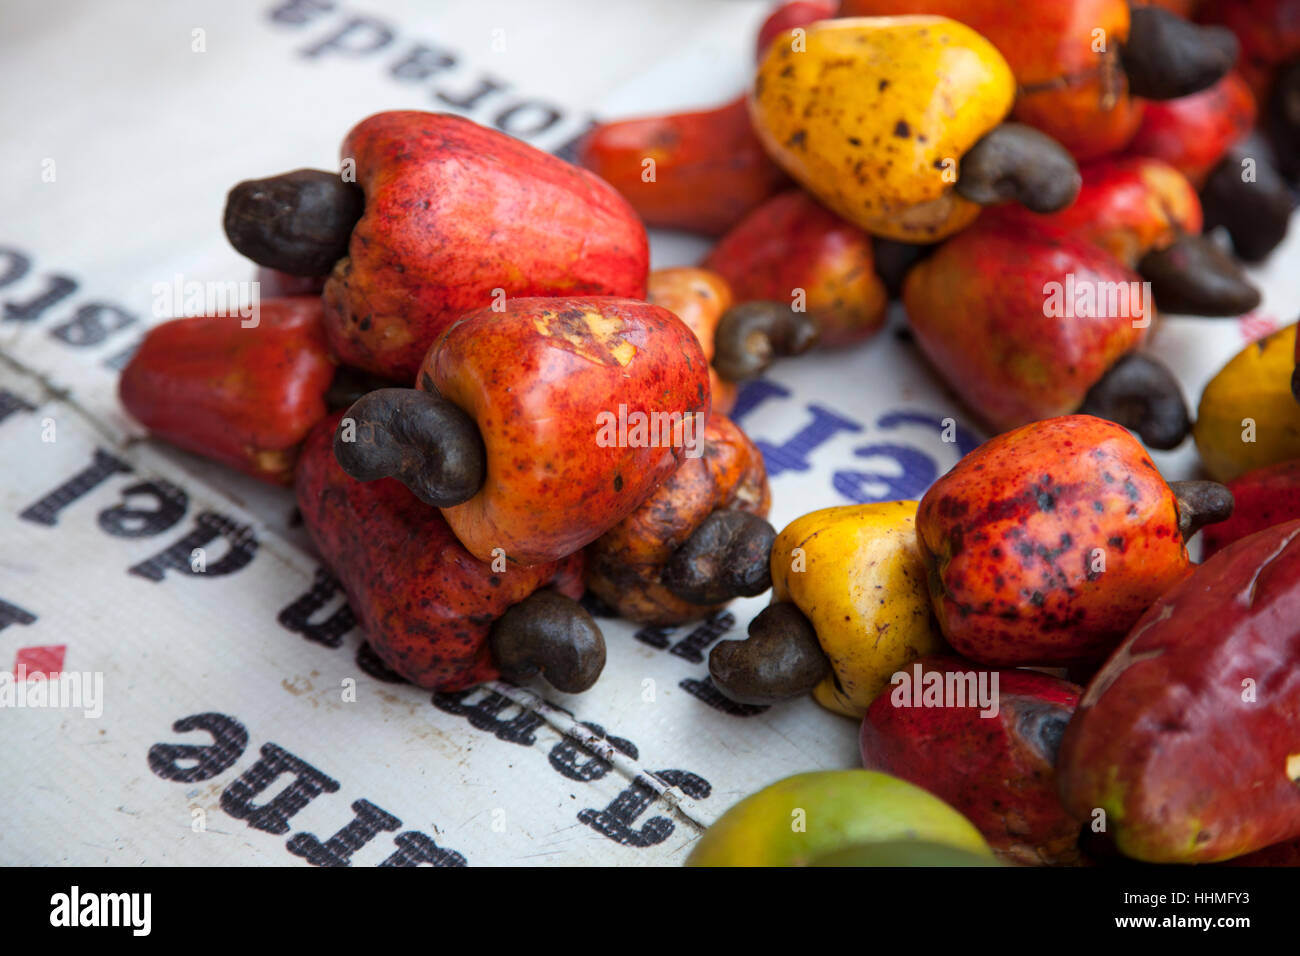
[893,120,911,138]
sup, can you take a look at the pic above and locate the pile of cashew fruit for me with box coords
[118,0,1300,867]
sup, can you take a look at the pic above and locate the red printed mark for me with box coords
[1238,312,1280,343]
[13,645,66,679]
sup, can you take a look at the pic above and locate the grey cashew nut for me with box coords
[333,387,486,508]
[490,590,607,694]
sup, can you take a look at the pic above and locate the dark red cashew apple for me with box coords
[703,190,888,348]
[1200,458,1300,558]
[585,414,774,625]
[916,415,1233,667]
[1124,71,1257,186]
[840,1,1240,161]
[860,656,1083,866]
[987,156,1260,317]
[1198,0,1300,105]
[225,111,649,382]
[297,413,604,693]
[1058,519,1300,864]
[903,218,1195,450]
[334,297,712,568]
[1199,2,1300,183]
[1121,71,1294,262]
[118,297,335,484]
[1265,58,1300,181]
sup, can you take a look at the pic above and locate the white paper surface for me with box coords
[1,0,1297,866]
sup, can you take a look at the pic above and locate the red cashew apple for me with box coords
[861,655,1083,866]
[1198,1,1300,184]
[118,297,335,484]
[585,413,772,625]
[983,155,1258,317]
[575,0,835,236]
[1058,519,1300,863]
[1198,0,1300,102]
[576,97,788,236]
[916,415,1202,667]
[987,157,1201,266]
[1124,71,1257,185]
[324,111,649,381]
[704,190,888,348]
[422,297,712,567]
[1201,459,1300,558]
[296,413,589,691]
[903,219,1150,435]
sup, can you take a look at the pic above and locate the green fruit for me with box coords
[811,840,1003,867]
[685,770,992,867]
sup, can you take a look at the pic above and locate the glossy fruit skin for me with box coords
[577,97,788,237]
[840,0,1140,161]
[903,220,1151,433]
[423,296,711,567]
[119,297,335,484]
[1124,72,1257,186]
[1199,0,1300,102]
[703,190,888,347]
[685,770,992,866]
[323,111,649,382]
[585,415,769,625]
[1195,324,1300,482]
[987,157,1201,266]
[917,416,1190,666]
[1202,459,1300,557]
[1058,519,1300,863]
[750,17,1014,242]
[861,655,1082,866]
[756,0,838,61]
[295,413,584,690]
[646,267,737,414]
[770,502,946,718]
